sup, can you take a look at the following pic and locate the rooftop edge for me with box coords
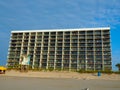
[11,27,110,33]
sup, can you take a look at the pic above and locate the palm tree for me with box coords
[116,63,120,71]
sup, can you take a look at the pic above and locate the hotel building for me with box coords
[7,27,112,71]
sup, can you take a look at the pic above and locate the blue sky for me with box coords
[0,0,120,71]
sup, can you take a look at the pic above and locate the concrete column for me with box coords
[101,30,104,71]
[85,31,87,71]
[32,32,37,69]
[53,32,57,70]
[77,31,80,71]
[39,32,44,69]
[61,32,64,70]
[69,31,72,71]
[93,31,96,71]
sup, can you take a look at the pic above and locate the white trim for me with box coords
[11,27,110,33]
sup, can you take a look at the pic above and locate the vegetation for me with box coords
[115,63,120,71]
[6,65,120,74]
[77,69,114,74]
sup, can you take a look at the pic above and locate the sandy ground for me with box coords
[1,70,120,80]
[0,70,120,90]
[0,75,120,90]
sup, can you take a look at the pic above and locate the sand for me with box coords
[0,75,120,90]
[1,70,120,80]
[0,70,120,90]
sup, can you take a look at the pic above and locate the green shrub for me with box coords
[100,70,113,74]
[77,69,97,73]
[113,71,120,74]
[48,67,54,71]
[55,68,61,71]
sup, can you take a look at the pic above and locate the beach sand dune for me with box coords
[0,70,120,90]
[1,70,120,80]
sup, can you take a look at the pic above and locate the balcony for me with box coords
[42,51,48,55]
[104,60,111,65]
[56,56,62,59]
[95,61,102,64]
[43,40,48,43]
[11,37,17,40]
[103,30,109,35]
[71,51,77,55]
[57,40,62,43]
[57,36,63,38]
[95,36,101,39]
[87,47,93,51]
[72,31,78,35]
[63,60,69,63]
[79,51,85,55]
[87,40,93,43]
[95,48,102,51]
[87,55,94,59]
[79,31,85,35]
[56,51,62,55]
[50,32,56,36]
[50,40,55,43]
[64,31,70,35]
[17,37,23,40]
[64,48,70,51]
[57,32,63,35]
[50,35,56,38]
[71,48,77,51]
[95,40,102,43]
[50,48,55,51]
[79,47,85,51]
[36,44,41,47]
[103,44,110,47]
[87,36,93,39]
[79,43,86,47]
[79,55,85,59]
[87,31,93,35]
[64,44,70,47]
[79,36,85,39]
[103,35,110,39]
[95,52,102,55]
[37,33,42,36]
[95,44,102,47]
[71,35,78,39]
[49,52,55,55]
[103,48,111,51]
[37,36,42,39]
[43,47,48,51]
[44,32,49,35]
[103,51,111,55]
[103,39,110,43]
[87,44,93,47]
[71,60,77,64]
[64,51,69,55]
[44,36,49,39]
[11,39,17,43]
[94,31,101,35]
[71,39,78,43]
[79,40,85,43]
[95,55,102,59]
[71,43,77,47]
[56,60,62,63]
[31,33,36,36]
[87,52,93,55]
[64,35,70,39]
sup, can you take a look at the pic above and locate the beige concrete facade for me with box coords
[7,27,112,71]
